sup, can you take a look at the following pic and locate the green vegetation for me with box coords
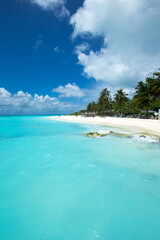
[97,88,112,115]
[73,68,160,118]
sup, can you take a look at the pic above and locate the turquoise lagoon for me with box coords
[0,116,160,240]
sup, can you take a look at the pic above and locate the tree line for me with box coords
[73,68,160,117]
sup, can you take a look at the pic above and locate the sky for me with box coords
[0,0,160,115]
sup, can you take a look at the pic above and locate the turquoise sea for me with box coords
[0,116,160,240]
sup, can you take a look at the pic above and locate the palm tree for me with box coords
[146,69,160,111]
[153,69,160,78]
[114,89,129,106]
[123,100,140,115]
[97,88,112,115]
[147,69,160,98]
[87,101,97,112]
[87,103,92,112]
[134,81,151,116]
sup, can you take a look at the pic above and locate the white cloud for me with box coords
[34,39,43,50]
[0,88,11,97]
[0,88,77,115]
[74,42,90,54]
[53,46,60,53]
[71,0,160,87]
[52,83,85,98]
[31,0,70,18]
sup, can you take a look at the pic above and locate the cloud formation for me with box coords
[31,0,70,18]
[53,46,60,53]
[71,0,160,87]
[34,39,43,51]
[0,88,76,115]
[52,83,85,98]
[74,42,90,54]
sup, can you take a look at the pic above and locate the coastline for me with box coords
[47,115,160,137]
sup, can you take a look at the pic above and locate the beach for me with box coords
[47,115,160,137]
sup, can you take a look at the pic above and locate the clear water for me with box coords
[0,116,160,240]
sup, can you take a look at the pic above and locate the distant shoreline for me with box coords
[47,115,160,137]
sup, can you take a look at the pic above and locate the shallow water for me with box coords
[0,116,160,240]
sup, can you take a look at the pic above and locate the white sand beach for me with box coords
[47,115,160,137]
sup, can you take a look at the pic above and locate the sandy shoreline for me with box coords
[47,115,160,137]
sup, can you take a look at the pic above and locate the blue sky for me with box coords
[0,0,160,115]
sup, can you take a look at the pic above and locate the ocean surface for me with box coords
[0,116,160,240]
